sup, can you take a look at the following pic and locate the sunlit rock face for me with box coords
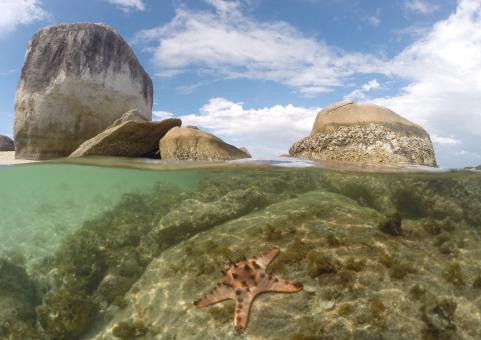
[14,23,153,160]
[289,100,437,167]
[159,127,251,161]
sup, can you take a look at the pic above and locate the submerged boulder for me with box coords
[14,23,153,160]
[0,258,37,337]
[159,127,250,161]
[289,100,437,167]
[69,118,181,158]
[0,135,14,151]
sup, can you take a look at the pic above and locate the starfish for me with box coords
[193,245,303,332]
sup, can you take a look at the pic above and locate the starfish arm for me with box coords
[254,245,280,270]
[234,293,254,332]
[194,282,235,308]
[255,275,303,294]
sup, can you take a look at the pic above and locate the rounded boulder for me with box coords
[14,23,153,160]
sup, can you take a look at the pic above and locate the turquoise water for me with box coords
[1,161,481,339]
[0,163,201,267]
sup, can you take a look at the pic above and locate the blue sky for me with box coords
[1,0,480,168]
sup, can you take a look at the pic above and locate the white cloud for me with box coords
[373,0,481,167]
[143,0,481,167]
[156,98,319,157]
[366,9,382,27]
[0,0,48,36]
[430,135,459,145]
[152,110,174,120]
[105,0,145,12]
[134,0,382,96]
[405,0,439,14]
[345,79,380,100]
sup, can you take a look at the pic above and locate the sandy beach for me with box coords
[0,151,37,165]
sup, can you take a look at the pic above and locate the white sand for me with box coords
[0,151,37,165]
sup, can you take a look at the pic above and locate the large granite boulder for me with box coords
[0,135,14,151]
[110,109,148,127]
[159,127,250,161]
[289,100,437,167]
[69,118,181,158]
[14,23,153,160]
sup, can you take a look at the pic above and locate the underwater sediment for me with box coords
[1,164,481,339]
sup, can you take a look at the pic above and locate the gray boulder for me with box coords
[14,23,153,160]
[159,127,250,161]
[0,135,14,151]
[289,100,437,167]
[69,118,181,158]
[110,109,149,128]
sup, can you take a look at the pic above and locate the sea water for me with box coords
[0,160,480,339]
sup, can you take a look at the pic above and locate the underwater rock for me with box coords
[421,294,457,334]
[159,127,250,161]
[14,23,153,160]
[69,118,181,158]
[194,246,303,332]
[36,288,97,340]
[289,100,437,166]
[378,211,403,236]
[88,184,481,339]
[140,187,269,261]
[0,258,37,337]
[20,168,481,339]
[0,135,14,151]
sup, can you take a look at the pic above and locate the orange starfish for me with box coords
[194,245,303,332]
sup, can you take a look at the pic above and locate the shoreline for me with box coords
[0,151,37,165]
[0,151,454,174]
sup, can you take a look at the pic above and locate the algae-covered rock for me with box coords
[421,294,457,335]
[36,288,97,340]
[88,180,481,339]
[289,100,437,166]
[20,167,481,339]
[0,258,38,337]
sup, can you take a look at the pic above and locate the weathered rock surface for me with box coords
[109,109,148,128]
[159,127,250,161]
[69,118,181,158]
[240,147,252,158]
[0,258,37,337]
[88,184,481,339]
[14,23,153,160]
[0,135,14,151]
[290,100,437,166]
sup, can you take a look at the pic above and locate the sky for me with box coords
[0,0,480,168]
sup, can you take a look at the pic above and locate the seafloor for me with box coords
[1,161,481,339]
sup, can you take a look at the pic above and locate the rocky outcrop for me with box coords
[159,127,250,161]
[110,109,148,127]
[69,118,181,158]
[0,258,37,337]
[289,100,437,167]
[14,23,153,160]
[0,135,14,151]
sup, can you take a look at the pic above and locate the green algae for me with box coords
[112,319,148,339]
[1,164,481,339]
[36,288,97,340]
[378,211,403,236]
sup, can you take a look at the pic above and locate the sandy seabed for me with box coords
[0,151,36,165]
